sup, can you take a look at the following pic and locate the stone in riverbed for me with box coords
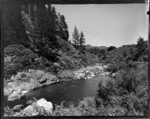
[36,98,53,113]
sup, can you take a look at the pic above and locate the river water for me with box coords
[4,76,102,108]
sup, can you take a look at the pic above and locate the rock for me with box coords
[23,105,39,116]
[54,63,60,67]
[101,72,110,76]
[8,90,20,101]
[13,104,24,112]
[20,90,28,97]
[85,71,89,73]
[41,73,58,85]
[90,72,95,77]
[39,78,47,83]
[74,72,85,79]
[103,65,109,69]
[4,87,13,96]
[36,98,53,113]
[22,90,28,94]
[86,72,95,79]
[97,66,103,70]
[11,76,15,80]
[26,100,34,105]
[112,73,116,78]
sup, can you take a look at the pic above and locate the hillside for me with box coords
[104,40,148,64]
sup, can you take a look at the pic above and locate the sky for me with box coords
[53,4,148,47]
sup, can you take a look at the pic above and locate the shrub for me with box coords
[118,69,138,94]
[4,44,25,57]
[4,63,23,78]
[4,45,39,77]
[96,79,116,105]
[105,64,119,73]
[12,48,37,66]
[14,72,32,82]
[107,46,116,51]
[4,106,14,116]
[53,97,98,116]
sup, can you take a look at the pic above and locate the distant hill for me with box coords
[85,45,107,50]
[104,40,148,63]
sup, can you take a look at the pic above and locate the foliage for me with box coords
[79,31,86,50]
[4,106,14,116]
[72,26,80,48]
[3,3,28,47]
[86,46,107,57]
[96,63,148,116]
[104,64,119,73]
[107,46,116,51]
[4,45,38,78]
[57,13,69,40]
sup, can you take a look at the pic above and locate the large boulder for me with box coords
[36,98,53,113]
[22,105,39,116]
[13,104,24,112]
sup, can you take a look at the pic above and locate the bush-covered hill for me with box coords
[104,38,148,63]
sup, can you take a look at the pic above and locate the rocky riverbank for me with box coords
[74,63,111,79]
[4,69,59,101]
[4,63,112,102]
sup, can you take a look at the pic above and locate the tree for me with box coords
[58,13,69,40]
[107,46,116,51]
[79,31,85,50]
[72,26,80,48]
[133,37,146,61]
[137,37,146,53]
[3,3,28,47]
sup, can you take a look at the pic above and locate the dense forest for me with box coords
[3,3,149,117]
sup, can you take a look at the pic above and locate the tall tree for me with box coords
[133,37,146,61]
[58,13,69,40]
[137,37,146,53]
[72,26,79,48]
[3,3,28,47]
[79,31,85,49]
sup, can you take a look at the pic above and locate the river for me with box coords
[4,76,103,108]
